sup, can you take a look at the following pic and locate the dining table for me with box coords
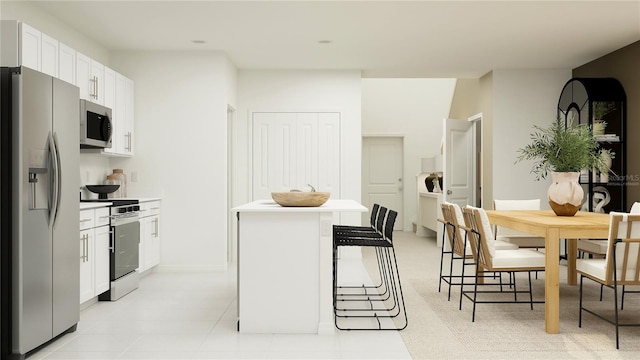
[485,209,610,334]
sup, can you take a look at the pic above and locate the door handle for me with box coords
[447,190,452,195]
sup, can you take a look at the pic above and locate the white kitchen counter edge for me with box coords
[80,202,112,210]
[233,199,366,212]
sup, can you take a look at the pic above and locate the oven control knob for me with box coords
[118,208,127,214]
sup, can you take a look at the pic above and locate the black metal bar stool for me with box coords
[333,208,407,330]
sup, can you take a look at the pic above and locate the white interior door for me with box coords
[443,118,475,208]
[362,137,403,228]
[252,112,340,201]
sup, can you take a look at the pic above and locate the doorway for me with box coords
[361,136,404,228]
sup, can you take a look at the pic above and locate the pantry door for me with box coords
[252,112,340,201]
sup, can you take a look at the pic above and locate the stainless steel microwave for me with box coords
[79,99,112,149]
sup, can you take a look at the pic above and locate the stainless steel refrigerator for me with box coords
[1,66,80,359]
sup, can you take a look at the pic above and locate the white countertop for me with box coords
[79,197,161,210]
[80,202,112,210]
[233,199,367,213]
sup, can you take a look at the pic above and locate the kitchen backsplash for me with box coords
[79,153,119,199]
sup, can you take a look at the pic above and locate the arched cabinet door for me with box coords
[557,78,627,213]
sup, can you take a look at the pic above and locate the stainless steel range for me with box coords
[81,199,140,301]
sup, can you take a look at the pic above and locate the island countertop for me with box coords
[233,199,366,212]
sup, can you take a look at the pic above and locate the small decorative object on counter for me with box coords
[111,169,127,198]
[105,175,122,198]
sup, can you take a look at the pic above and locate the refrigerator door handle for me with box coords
[52,132,63,226]
[48,132,60,227]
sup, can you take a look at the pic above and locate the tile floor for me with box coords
[29,259,410,359]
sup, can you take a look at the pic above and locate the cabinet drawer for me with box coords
[94,207,110,227]
[79,209,95,230]
[140,201,161,217]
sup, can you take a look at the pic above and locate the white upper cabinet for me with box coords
[2,20,136,158]
[1,21,58,78]
[76,52,92,100]
[102,72,134,157]
[102,67,118,155]
[19,22,40,70]
[76,51,105,105]
[58,42,75,85]
[123,74,135,156]
[40,33,58,77]
[90,61,105,105]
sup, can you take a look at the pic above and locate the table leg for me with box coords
[545,228,560,334]
[566,238,578,285]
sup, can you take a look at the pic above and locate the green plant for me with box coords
[516,118,614,180]
[593,101,616,120]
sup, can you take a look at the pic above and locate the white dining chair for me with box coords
[493,199,545,249]
[459,205,545,322]
[578,201,640,258]
[577,211,640,349]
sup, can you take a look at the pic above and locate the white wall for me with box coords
[361,78,456,231]
[236,70,362,225]
[491,69,572,206]
[110,51,237,271]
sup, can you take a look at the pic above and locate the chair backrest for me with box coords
[369,203,381,227]
[462,206,496,270]
[604,212,640,284]
[384,209,398,242]
[493,199,541,237]
[376,206,388,234]
[441,202,468,257]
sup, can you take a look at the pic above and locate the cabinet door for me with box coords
[144,215,160,269]
[90,61,105,105]
[94,225,111,295]
[79,229,95,303]
[76,52,91,101]
[124,76,135,155]
[40,33,58,77]
[20,22,40,71]
[58,42,75,85]
[138,219,146,273]
[102,68,118,155]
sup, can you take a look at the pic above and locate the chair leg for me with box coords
[528,272,534,310]
[471,262,481,322]
[459,255,468,310]
[579,275,584,328]
[600,284,604,301]
[621,285,626,310]
[614,282,620,349]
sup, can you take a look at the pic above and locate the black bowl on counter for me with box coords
[85,185,120,199]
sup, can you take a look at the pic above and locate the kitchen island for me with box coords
[233,199,367,334]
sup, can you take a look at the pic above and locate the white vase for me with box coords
[548,171,584,216]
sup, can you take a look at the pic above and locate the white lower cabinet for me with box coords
[138,201,161,273]
[79,207,110,304]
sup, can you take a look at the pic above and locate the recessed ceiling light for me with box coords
[318,40,332,44]
[192,40,206,44]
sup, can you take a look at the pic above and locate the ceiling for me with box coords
[31,0,640,78]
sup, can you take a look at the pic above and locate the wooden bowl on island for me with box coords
[271,191,330,207]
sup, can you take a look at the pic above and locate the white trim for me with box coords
[468,112,483,122]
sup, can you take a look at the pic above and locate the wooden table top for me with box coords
[485,210,610,239]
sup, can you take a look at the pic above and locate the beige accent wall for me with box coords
[448,78,480,120]
[573,41,640,208]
